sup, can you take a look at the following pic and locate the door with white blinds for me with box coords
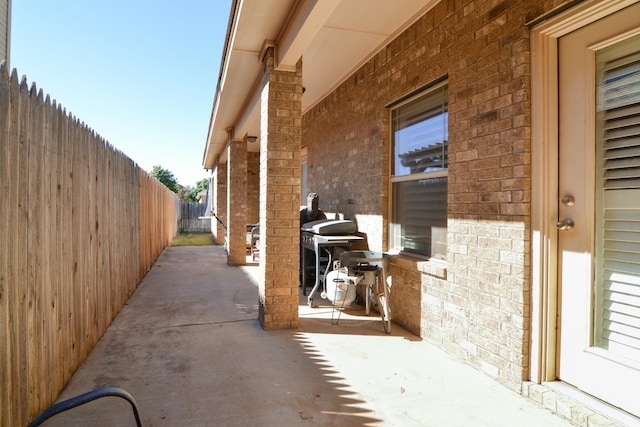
[557,4,640,417]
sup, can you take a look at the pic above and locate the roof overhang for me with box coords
[203,0,439,169]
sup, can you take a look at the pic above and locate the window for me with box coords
[390,82,448,259]
[593,35,640,360]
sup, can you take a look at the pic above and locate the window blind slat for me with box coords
[595,45,640,359]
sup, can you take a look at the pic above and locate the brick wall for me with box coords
[303,94,389,252]
[247,151,260,225]
[302,0,566,391]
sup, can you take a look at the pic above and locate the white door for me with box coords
[557,3,640,416]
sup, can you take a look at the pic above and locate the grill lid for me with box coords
[301,219,357,235]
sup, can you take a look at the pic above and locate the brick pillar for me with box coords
[247,151,260,224]
[258,48,302,330]
[227,135,248,266]
[212,161,227,245]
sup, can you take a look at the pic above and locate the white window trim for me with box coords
[388,81,448,259]
[391,169,448,184]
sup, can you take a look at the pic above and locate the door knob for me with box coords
[557,218,575,231]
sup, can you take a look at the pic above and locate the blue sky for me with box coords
[10,1,232,187]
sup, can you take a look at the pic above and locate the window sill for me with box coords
[391,253,447,280]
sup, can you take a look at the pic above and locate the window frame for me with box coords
[389,80,449,260]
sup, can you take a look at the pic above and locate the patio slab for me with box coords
[40,245,572,426]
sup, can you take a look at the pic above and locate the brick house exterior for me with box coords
[302,0,535,391]
[203,1,640,424]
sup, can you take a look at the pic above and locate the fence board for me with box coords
[0,67,179,425]
[26,82,43,414]
[17,76,31,417]
[10,69,29,424]
[40,93,57,405]
[45,96,57,401]
[0,61,12,427]
[179,202,210,233]
[56,100,72,391]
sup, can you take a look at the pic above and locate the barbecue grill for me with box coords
[300,219,363,307]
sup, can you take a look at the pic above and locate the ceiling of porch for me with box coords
[204,0,438,167]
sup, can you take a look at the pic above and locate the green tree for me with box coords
[190,178,209,201]
[176,185,194,202]
[150,166,208,202]
[150,165,178,193]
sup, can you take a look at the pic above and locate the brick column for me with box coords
[211,161,227,245]
[258,48,302,330]
[247,151,260,224]
[227,135,248,265]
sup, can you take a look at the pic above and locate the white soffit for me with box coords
[204,0,437,167]
[301,0,438,111]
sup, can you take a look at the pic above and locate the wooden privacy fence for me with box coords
[179,202,211,233]
[0,64,179,426]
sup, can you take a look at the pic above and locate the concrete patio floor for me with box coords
[40,245,573,426]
